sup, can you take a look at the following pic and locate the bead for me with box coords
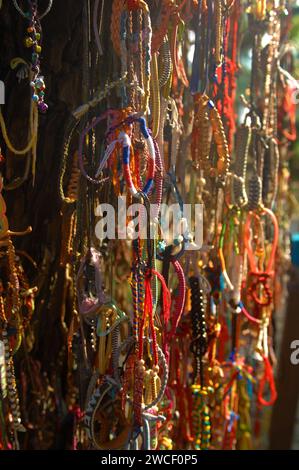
[38,101,48,113]
[24,37,34,47]
[35,78,45,89]
[174,235,183,246]
[157,240,166,252]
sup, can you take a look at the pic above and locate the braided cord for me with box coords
[0,105,38,156]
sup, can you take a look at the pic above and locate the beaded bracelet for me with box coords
[14,0,50,112]
[114,336,169,412]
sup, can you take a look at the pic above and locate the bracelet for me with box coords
[114,336,169,411]
[122,117,155,196]
[84,376,131,450]
[13,0,53,20]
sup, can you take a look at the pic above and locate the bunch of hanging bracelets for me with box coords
[0,0,298,451]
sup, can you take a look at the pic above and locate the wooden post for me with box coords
[269,267,299,449]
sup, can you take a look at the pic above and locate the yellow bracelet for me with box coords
[0,104,38,156]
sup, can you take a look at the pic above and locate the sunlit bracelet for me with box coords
[114,336,169,411]
[122,117,155,196]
